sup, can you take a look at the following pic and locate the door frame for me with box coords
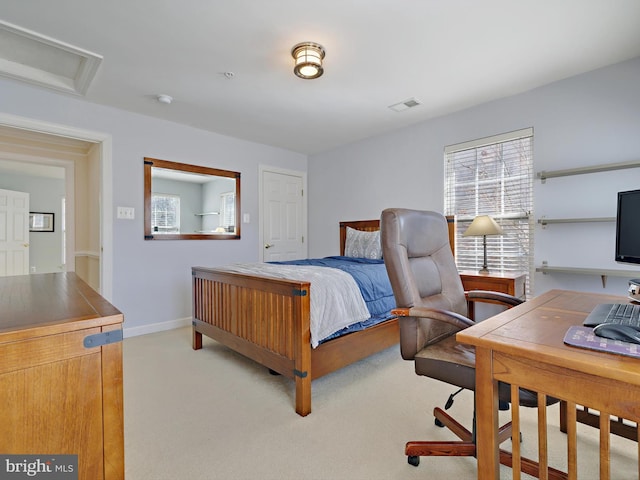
[258,165,308,262]
[0,113,114,301]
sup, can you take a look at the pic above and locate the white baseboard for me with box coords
[123,317,191,338]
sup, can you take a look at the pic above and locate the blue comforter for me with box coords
[269,256,395,319]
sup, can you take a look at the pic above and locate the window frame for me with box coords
[444,128,534,295]
[220,191,236,228]
[151,192,181,234]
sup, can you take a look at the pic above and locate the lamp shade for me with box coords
[462,215,503,237]
[291,42,325,79]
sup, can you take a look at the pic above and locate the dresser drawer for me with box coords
[460,272,526,299]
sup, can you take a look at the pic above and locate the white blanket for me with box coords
[215,263,370,347]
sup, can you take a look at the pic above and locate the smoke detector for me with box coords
[156,94,173,105]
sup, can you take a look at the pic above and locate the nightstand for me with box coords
[459,271,527,320]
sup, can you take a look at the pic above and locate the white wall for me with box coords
[308,57,640,298]
[0,78,307,334]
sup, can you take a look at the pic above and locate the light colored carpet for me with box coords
[123,327,636,479]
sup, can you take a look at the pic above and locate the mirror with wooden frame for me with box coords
[144,157,241,240]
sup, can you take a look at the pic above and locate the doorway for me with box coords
[0,114,113,299]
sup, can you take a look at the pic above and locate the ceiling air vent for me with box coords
[388,97,422,112]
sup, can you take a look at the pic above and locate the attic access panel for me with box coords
[0,20,102,95]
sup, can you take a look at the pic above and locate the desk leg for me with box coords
[475,347,500,480]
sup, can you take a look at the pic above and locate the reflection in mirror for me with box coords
[144,157,241,240]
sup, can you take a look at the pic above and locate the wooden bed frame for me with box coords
[192,217,455,416]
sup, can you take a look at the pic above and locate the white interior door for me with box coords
[0,188,30,276]
[260,168,306,261]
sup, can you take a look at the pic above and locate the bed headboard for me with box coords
[339,220,380,255]
[339,216,455,256]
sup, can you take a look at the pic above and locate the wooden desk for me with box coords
[0,273,124,480]
[457,289,640,480]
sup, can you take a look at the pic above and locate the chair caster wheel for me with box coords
[434,418,444,428]
[408,456,420,467]
[499,400,510,411]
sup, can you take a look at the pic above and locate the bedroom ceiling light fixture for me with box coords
[291,42,325,79]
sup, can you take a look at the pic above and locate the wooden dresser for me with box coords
[0,273,124,480]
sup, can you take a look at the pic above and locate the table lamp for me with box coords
[462,215,503,274]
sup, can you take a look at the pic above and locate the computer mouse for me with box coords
[593,323,640,344]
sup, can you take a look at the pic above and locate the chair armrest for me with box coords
[392,307,475,329]
[392,306,475,360]
[465,290,523,307]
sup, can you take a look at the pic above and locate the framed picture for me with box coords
[29,212,54,232]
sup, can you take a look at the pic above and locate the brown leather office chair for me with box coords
[380,208,560,478]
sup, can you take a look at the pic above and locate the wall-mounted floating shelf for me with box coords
[537,217,615,227]
[537,159,640,183]
[536,262,640,288]
[535,160,640,289]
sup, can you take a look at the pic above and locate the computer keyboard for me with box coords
[604,303,640,327]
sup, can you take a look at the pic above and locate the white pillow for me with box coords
[344,227,382,259]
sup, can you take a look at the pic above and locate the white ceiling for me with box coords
[1,0,640,155]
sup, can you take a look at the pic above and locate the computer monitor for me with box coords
[615,189,640,265]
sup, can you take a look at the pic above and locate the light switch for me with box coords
[243,213,250,223]
[117,206,135,219]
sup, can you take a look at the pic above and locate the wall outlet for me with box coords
[117,206,135,219]
[30,266,36,273]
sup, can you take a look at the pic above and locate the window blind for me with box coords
[220,192,236,227]
[444,128,534,296]
[152,193,180,233]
